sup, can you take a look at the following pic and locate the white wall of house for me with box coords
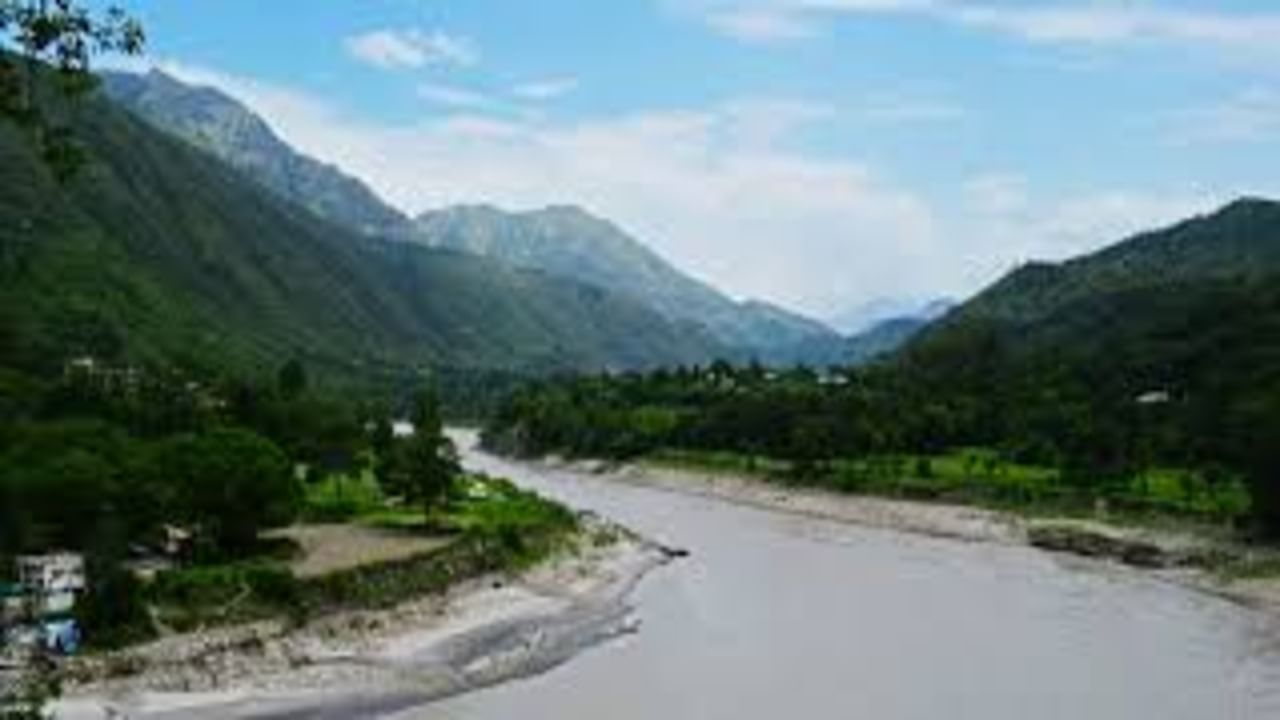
[15,554,85,617]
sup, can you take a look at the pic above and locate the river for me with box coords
[410,432,1280,719]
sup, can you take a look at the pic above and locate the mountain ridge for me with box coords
[415,203,843,360]
[102,69,841,364]
[101,69,417,241]
[899,197,1280,449]
[945,198,1280,330]
[0,81,726,380]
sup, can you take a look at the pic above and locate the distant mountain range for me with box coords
[102,70,842,363]
[6,68,1275,404]
[825,298,955,365]
[415,204,840,359]
[0,75,726,381]
[826,297,954,336]
[842,316,935,365]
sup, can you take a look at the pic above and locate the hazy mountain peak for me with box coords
[100,70,838,365]
[827,297,955,336]
[415,202,840,361]
[0,82,724,374]
[101,69,413,241]
[530,203,595,220]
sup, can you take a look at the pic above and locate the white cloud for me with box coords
[947,5,1280,49]
[952,176,1224,288]
[344,29,478,70]
[418,82,492,109]
[964,173,1028,216]
[718,97,834,146]
[131,60,945,314]
[686,1,1280,56]
[512,77,580,101]
[708,7,820,42]
[1167,88,1280,145]
[856,92,965,123]
[126,59,1233,315]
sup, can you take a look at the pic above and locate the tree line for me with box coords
[0,356,462,642]
[484,347,1279,535]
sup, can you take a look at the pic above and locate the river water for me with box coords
[414,434,1280,719]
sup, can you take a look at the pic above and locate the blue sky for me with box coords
[104,0,1280,318]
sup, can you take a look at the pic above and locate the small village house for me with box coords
[2,555,87,657]
[15,553,86,617]
[0,582,24,626]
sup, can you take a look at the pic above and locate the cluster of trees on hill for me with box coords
[1,356,467,554]
[484,201,1280,538]
[0,355,463,644]
[484,351,1276,534]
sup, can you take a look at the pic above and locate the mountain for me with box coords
[842,316,932,364]
[103,70,840,364]
[0,82,725,381]
[415,204,842,360]
[915,198,1280,352]
[827,297,954,335]
[101,70,416,241]
[943,199,1280,330]
[826,297,954,365]
[900,199,1280,456]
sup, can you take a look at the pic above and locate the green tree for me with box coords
[787,416,835,481]
[370,416,396,493]
[0,663,61,720]
[75,558,153,649]
[1235,395,1280,537]
[406,385,459,519]
[1,0,144,178]
[157,429,301,556]
[277,358,307,400]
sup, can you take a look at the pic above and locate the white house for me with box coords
[1136,390,1172,406]
[15,554,86,616]
[392,420,416,438]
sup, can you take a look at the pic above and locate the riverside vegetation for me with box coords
[5,0,1280,714]
[0,355,583,718]
[2,357,581,637]
[482,363,1278,581]
[483,198,1280,546]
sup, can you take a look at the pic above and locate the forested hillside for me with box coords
[102,70,416,241]
[104,70,842,365]
[485,200,1280,533]
[416,204,843,362]
[0,87,724,384]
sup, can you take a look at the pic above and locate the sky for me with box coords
[98,0,1280,319]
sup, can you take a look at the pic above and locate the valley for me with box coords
[3,3,1280,718]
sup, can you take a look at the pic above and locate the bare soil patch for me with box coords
[269,524,451,579]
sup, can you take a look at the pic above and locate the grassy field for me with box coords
[145,472,580,633]
[650,447,1250,526]
[301,469,387,522]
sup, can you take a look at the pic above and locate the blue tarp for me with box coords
[41,619,81,655]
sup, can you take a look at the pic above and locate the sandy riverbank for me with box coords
[45,450,1280,716]
[53,517,672,719]
[543,456,1280,615]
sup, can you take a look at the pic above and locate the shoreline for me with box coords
[53,517,672,719]
[537,455,1280,616]
[49,446,1280,716]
